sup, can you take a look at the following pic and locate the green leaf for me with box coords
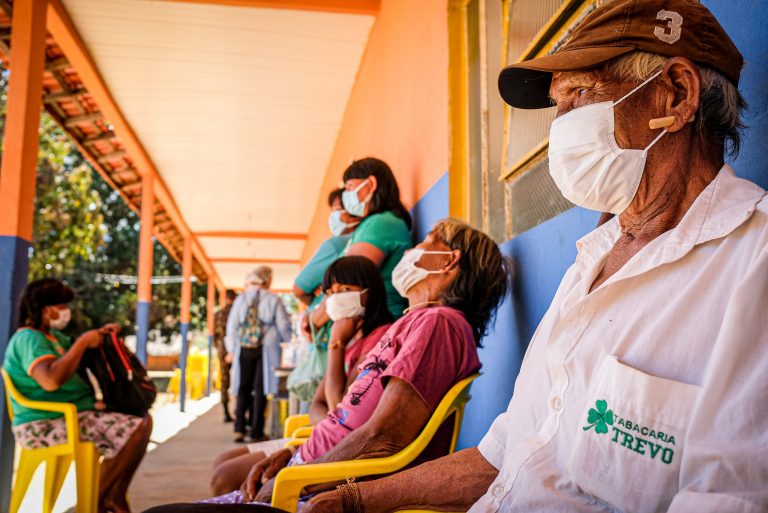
[587,408,601,424]
[595,399,607,414]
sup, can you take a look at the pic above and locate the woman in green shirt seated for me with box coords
[338,157,413,318]
[2,278,152,513]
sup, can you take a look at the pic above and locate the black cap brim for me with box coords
[498,46,636,109]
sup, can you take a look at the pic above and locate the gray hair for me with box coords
[246,265,273,285]
[604,51,747,157]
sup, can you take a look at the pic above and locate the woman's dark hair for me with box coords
[432,219,511,346]
[18,278,75,330]
[322,256,394,336]
[342,157,412,230]
[327,188,344,207]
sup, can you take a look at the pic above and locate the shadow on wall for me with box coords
[457,207,600,449]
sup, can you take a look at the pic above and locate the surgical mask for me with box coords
[49,307,71,330]
[547,70,667,214]
[392,249,454,298]
[328,210,359,237]
[342,179,371,217]
[326,290,367,321]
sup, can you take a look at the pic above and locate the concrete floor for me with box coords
[128,396,236,511]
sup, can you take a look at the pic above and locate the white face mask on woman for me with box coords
[547,70,668,214]
[391,249,454,298]
[326,290,367,321]
[49,307,71,330]
[342,179,371,217]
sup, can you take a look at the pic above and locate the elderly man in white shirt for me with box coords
[303,1,768,512]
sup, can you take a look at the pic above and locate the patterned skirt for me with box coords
[12,410,144,459]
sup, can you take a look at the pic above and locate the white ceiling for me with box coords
[62,0,374,289]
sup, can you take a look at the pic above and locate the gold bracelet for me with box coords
[337,480,364,513]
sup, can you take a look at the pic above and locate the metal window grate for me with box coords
[505,154,573,238]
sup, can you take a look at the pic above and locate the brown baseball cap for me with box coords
[499,0,743,109]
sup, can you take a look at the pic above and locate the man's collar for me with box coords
[575,165,767,279]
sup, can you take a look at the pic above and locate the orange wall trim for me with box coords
[160,0,380,15]
[301,0,449,264]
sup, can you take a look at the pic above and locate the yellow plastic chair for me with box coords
[271,374,479,512]
[283,414,310,438]
[1,368,100,513]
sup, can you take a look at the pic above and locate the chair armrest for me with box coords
[3,373,80,450]
[283,414,311,438]
[290,426,313,438]
[271,443,425,511]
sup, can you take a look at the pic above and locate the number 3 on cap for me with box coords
[654,10,683,44]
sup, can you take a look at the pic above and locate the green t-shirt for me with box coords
[345,210,412,318]
[294,235,350,311]
[3,328,95,425]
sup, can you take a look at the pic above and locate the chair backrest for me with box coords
[1,367,81,453]
[395,373,478,463]
[1,368,17,422]
[271,373,479,512]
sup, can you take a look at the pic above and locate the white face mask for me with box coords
[327,209,359,237]
[49,307,71,330]
[326,290,367,321]
[392,249,454,298]
[547,70,667,215]
[342,179,371,217]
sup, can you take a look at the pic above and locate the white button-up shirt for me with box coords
[471,166,768,513]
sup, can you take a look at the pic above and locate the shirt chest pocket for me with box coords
[567,355,700,512]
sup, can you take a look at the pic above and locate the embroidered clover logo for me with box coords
[583,399,614,434]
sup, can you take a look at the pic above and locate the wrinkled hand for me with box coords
[330,316,363,345]
[240,448,293,502]
[253,476,276,503]
[77,329,103,349]
[303,490,343,513]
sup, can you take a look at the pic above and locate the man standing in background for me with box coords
[214,289,237,423]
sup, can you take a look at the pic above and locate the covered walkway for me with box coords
[127,396,232,510]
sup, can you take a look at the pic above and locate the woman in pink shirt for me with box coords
[148,219,509,510]
[209,256,394,494]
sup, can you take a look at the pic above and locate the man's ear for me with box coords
[659,56,700,133]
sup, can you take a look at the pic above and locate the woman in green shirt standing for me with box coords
[340,157,413,318]
[2,278,152,513]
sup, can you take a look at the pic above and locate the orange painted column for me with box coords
[0,0,48,506]
[206,279,215,396]
[135,172,155,364]
[179,237,193,411]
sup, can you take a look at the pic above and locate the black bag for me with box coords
[79,332,157,416]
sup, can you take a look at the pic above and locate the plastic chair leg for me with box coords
[9,450,43,513]
[43,454,73,513]
[74,444,100,513]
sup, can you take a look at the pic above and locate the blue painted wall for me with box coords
[457,207,600,447]
[455,0,768,448]
[410,172,449,243]
[705,0,768,190]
